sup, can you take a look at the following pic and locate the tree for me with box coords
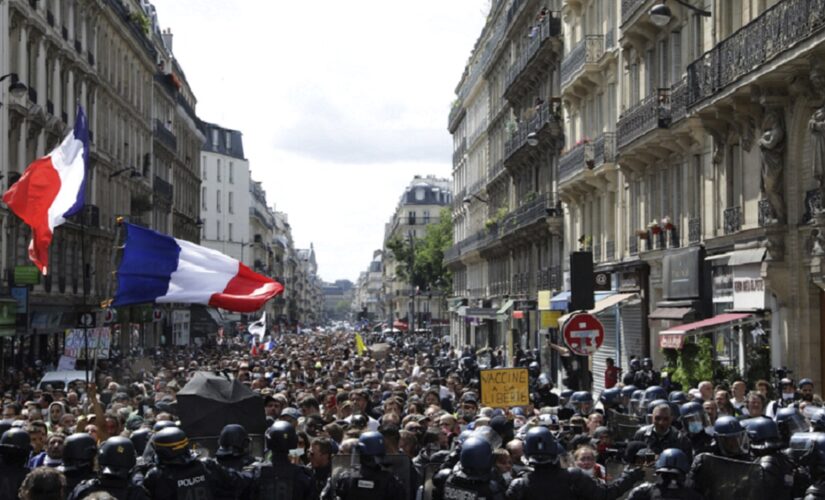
[386,207,453,296]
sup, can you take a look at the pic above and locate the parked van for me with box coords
[37,370,90,390]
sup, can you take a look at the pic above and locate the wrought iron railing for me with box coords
[503,101,558,160]
[606,240,616,261]
[621,0,649,25]
[687,0,825,110]
[153,119,177,151]
[559,142,590,183]
[593,132,616,167]
[499,193,552,237]
[153,176,173,203]
[561,35,604,88]
[629,234,639,256]
[670,77,688,124]
[452,139,467,166]
[688,217,701,244]
[724,206,742,235]
[504,13,562,92]
[617,89,671,150]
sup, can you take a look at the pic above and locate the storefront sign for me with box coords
[64,328,111,359]
[541,311,561,329]
[733,264,766,310]
[660,332,686,349]
[479,368,530,408]
[663,247,701,300]
[14,265,40,285]
[537,291,552,311]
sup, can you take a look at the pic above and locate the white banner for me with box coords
[64,328,111,359]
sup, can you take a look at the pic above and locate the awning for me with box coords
[464,308,501,320]
[649,307,694,320]
[659,313,755,349]
[705,252,732,263]
[557,293,638,326]
[448,298,467,312]
[550,291,615,311]
[728,247,766,266]
[497,299,515,315]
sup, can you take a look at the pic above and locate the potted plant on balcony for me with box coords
[484,218,497,230]
[635,229,649,239]
[524,191,537,203]
[648,220,662,235]
[661,216,675,231]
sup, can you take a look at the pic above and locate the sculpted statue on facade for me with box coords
[809,59,825,189]
[759,108,786,224]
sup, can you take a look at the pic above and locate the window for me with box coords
[201,187,207,210]
[216,159,221,181]
[216,220,221,240]
[670,31,682,84]
[423,210,430,224]
[229,162,234,184]
[225,131,232,149]
[645,49,655,96]
[408,211,416,225]
[228,223,233,242]
[216,189,221,212]
[211,129,218,147]
[228,192,234,214]
[415,188,425,201]
[202,156,207,179]
[658,39,669,88]
[690,14,703,61]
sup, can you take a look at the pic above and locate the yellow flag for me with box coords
[355,333,366,356]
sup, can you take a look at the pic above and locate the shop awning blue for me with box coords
[550,291,616,311]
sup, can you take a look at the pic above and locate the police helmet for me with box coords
[0,427,31,454]
[560,389,575,404]
[266,421,298,454]
[571,391,593,414]
[775,407,809,439]
[129,428,152,455]
[680,402,708,435]
[0,420,12,438]
[668,391,688,405]
[528,361,540,376]
[620,385,638,399]
[151,427,191,464]
[641,386,668,407]
[454,429,473,451]
[459,436,493,479]
[810,409,825,432]
[629,390,645,416]
[630,358,641,371]
[356,431,386,457]
[523,426,563,465]
[152,420,177,432]
[600,388,621,406]
[99,437,137,479]
[61,433,98,471]
[642,358,653,370]
[216,424,250,458]
[790,432,825,467]
[713,416,748,457]
[655,448,690,475]
[742,417,781,453]
[537,374,552,390]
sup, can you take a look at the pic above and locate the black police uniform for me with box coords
[438,467,504,500]
[143,457,237,500]
[0,462,28,500]
[756,452,797,500]
[312,464,332,500]
[681,430,713,456]
[323,464,405,500]
[625,481,704,500]
[633,425,694,460]
[505,465,643,500]
[246,455,315,500]
[530,388,559,408]
[63,468,97,496]
[688,450,752,497]
[68,476,151,500]
[807,482,825,500]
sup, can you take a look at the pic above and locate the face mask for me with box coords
[502,472,512,483]
[688,421,704,434]
[704,426,714,435]
[783,392,796,400]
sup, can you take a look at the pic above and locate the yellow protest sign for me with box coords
[541,310,561,329]
[479,368,530,408]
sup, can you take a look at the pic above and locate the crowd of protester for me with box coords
[1,331,825,499]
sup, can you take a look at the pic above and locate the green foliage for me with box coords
[495,206,508,222]
[664,336,715,389]
[130,11,150,35]
[386,208,453,295]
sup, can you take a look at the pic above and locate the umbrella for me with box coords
[177,371,267,437]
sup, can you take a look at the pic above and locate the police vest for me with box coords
[0,465,27,500]
[255,462,298,500]
[172,462,214,500]
[338,469,392,500]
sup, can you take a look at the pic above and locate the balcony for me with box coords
[724,206,743,235]
[153,176,173,204]
[629,234,639,256]
[617,89,671,151]
[499,192,555,238]
[449,103,465,131]
[592,132,617,168]
[467,178,486,197]
[504,13,562,99]
[689,217,702,244]
[153,119,177,151]
[452,139,466,167]
[688,0,825,111]
[536,266,561,291]
[621,0,650,26]
[558,141,592,184]
[67,205,100,228]
[560,35,604,91]
[503,100,562,165]
[670,77,688,125]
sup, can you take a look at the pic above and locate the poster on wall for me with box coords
[64,328,112,359]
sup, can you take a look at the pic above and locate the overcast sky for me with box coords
[151,0,488,283]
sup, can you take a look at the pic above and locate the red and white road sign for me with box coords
[562,312,605,356]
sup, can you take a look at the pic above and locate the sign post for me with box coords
[562,312,605,356]
[479,368,530,408]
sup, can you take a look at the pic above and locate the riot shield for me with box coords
[331,454,413,500]
[608,410,641,442]
[692,454,768,500]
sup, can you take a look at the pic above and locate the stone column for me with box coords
[67,0,75,42]
[52,56,61,120]
[17,23,28,85]
[36,37,47,156]
[66,68,75,123]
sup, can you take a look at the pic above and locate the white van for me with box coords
[37,370,90,390]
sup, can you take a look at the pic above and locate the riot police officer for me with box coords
[798,433,825,499]
[434,436,503,500]
[0,428,31,500]
[142,426,240,500]
[679,402,712,455]
[68,436,150,500]
[811,409,825,432]
[571,391,594,417]
[633,358,661,389]
[625,448,703,500]
[215,424,255,471]
[248,421,314,500]
[742,417,796,500]
[527,361,541,390]
[639,386,668,414]
[599,387,622,424]
[58,433,98,493]
[689,416,752,496]
[619,385,638,414]
[775,407,809,447]
[323,431,404,500]
[623,358,641,386]
[633,403,693,459]
[530,374,559,409]
[506,426,643,500]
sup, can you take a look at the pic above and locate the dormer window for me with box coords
[415,188,425,201]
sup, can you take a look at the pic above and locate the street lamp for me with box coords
[526,132,539,147]
[0,73,27,102]
[462,193,489,210]
[109,167,141,179]
[649,0,710,27]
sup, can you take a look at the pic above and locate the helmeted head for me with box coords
[742,417,782,455]
[713,416,748,457]
[630,358,641,371]
[459,436,493,479]
[266,421,297,454]
[536,374,553,392]
[560,390,575,408]
[641,386,667,411]
[528,361,540,377]
[59,433,97,472]
[600,388,621,407]
[523,426,563,465]
[152,420,177,433]
[791,433,825,479]
[668,391,688,405]
[680,402,709,435]
[629,390,645,416]
[810,408,825,433]
[356,431,386,467]
[0,427,32,464]
[642,358,653,370]
[571,391,593,415]
[129,428,152,456]
[151,427,192,465]
[620,385,637,405]
[775,407,808,443]
[217,424,250,458]
[98,437,137,479]
[655,448,690,486]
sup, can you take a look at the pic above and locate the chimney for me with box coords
[162,28,173,53]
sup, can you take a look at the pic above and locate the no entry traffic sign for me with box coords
[562,312,605,356]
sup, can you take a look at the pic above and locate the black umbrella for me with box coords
[177,371,267,437]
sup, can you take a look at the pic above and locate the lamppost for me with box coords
[649,0,711,27]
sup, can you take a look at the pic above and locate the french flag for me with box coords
[3,107,88,274]
[113,223,284,312]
